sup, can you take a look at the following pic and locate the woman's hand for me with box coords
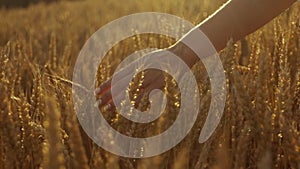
[95,67,165,111]
[94,42,197,111]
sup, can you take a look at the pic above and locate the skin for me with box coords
[95,0,297,110]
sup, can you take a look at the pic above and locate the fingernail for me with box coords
[94,99,102,107]
[103,104,111,111]
[94,87,101,96]
[94,101,98,108]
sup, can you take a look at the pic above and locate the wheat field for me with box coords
[0,0,299,168]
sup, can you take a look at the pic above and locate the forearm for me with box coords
[173,0,297,67]
[199,0,296,51]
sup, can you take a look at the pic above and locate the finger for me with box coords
[134,88,150,109]
[95,97,115,112]
[99,82,148,110]
[99,90,132,112]
[94,49,163,96]
[141,69,166,90]
[124,69,165,108]
[97,91,112,107]
[95,67,137,96]
[98,86,150,112]
[103,94,126,112]
[98,77,132,107]
[123,69,163,93]
[95,51,156,96]
[101,102,114,113]
[94,79,111,96]
[102,99,116,112]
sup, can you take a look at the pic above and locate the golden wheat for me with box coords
[0,0,299,169]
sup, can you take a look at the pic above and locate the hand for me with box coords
[94,51,166,111]
[94,42,197,111]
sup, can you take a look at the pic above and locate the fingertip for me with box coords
[94,87,101,95]
[94,99,102,108]
[103,103,112,111]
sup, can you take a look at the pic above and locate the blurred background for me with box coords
[0,0,69,8]
[0,0,299,169]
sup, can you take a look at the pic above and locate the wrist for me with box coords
[168,41,198,68]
